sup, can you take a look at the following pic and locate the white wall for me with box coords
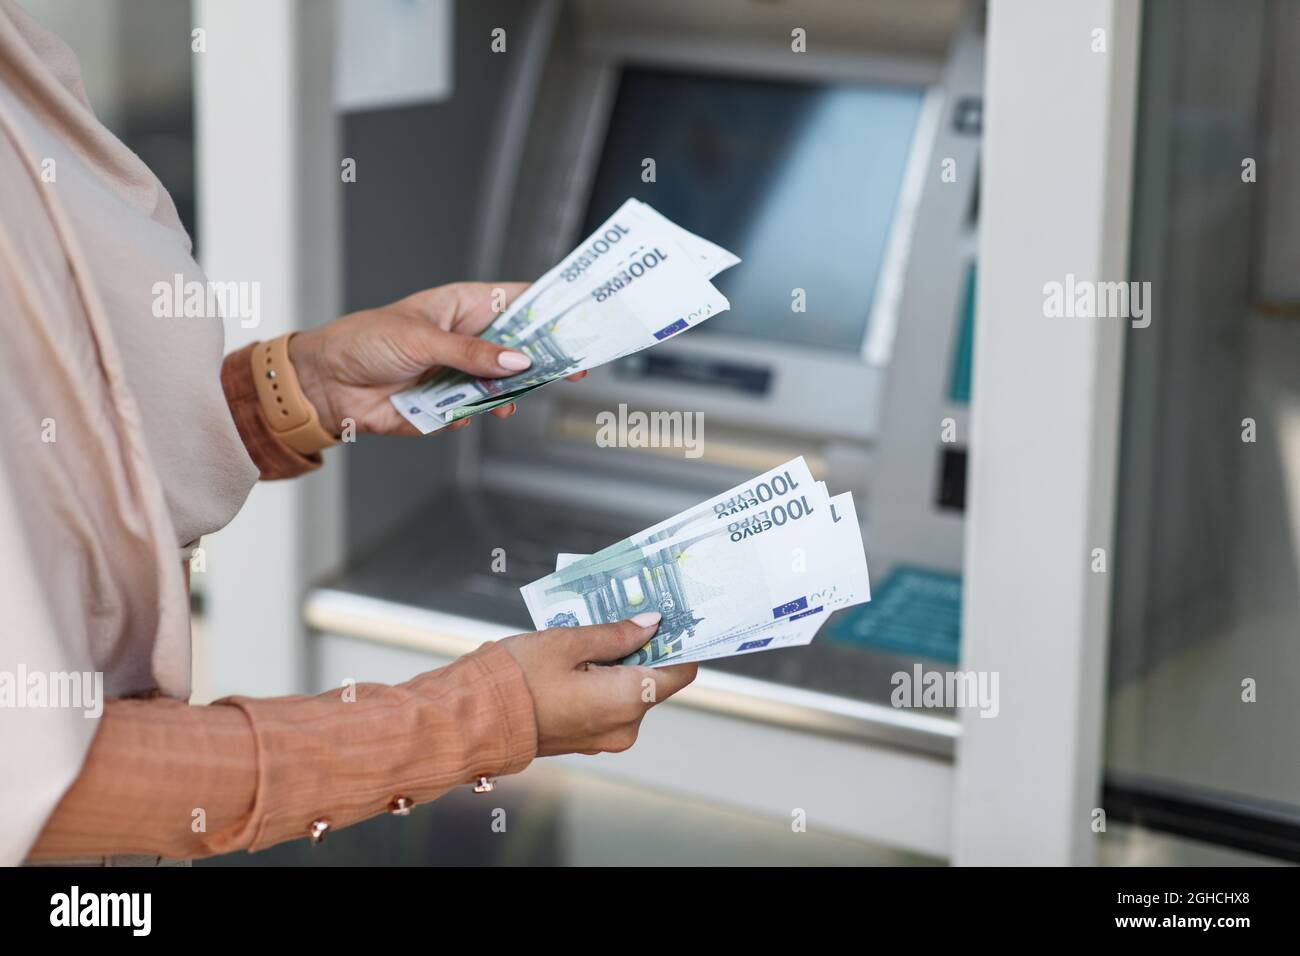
[194,0,344,698]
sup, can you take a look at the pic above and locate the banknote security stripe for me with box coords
[788,605,824,621]
[654,318,688,339]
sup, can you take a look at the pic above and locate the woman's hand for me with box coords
[499,613,699,756]
[287,281,586,437]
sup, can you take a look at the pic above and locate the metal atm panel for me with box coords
[323,0,984,759]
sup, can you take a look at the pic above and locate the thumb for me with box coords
[420,325,533,379]
[564,613,662,666]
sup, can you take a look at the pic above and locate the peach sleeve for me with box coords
[27,641,538,861]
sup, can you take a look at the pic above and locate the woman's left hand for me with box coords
[288,281,586,437]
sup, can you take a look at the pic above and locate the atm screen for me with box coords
[582,67,924,354]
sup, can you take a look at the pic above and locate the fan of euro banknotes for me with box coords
[392,197,741,434]
[520,457,871,666]
[391,200,870,663]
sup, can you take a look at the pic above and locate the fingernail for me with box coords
[630,611,661,629]
[498,351,531,372]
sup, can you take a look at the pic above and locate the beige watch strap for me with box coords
[251,334,339,455]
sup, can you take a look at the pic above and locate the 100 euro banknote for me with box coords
[521,458,863,665]
[648,491,871,666]
[391,198,738,433]
[555,488,871,666]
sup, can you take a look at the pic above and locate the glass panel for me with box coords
[1107,0,1300,833]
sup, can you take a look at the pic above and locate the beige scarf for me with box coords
[0,0,256,864]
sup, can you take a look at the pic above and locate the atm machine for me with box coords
[306,0,984,859]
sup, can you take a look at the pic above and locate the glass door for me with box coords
[1106,0,1300,862]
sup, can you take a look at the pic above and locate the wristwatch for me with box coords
[251,334,340,455]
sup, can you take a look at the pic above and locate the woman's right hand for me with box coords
[499,612,699,757]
